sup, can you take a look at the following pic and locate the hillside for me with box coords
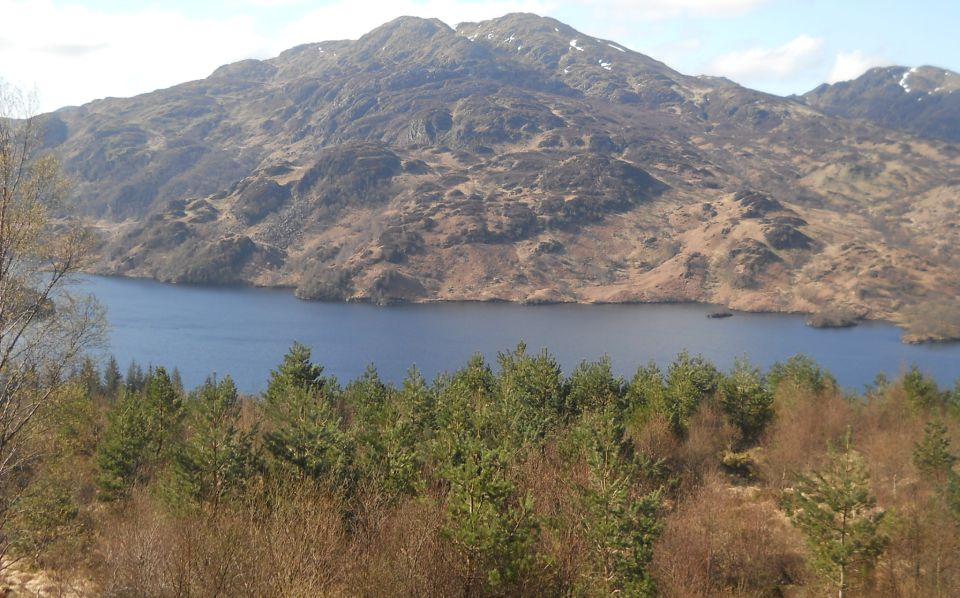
[38,13,960,341]
[803,65,960,142]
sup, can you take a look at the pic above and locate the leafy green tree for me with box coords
[262,343,354,487]
[913,420,957,485]
[663,351,720,435]
[719,358,775,445]
[575,405,663,596]
[172,376,260,505]
[784,437,888,597]
[902,365,941,411]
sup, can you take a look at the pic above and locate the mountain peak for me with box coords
[803,64,960,142]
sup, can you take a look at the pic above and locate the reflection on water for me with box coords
[76,275,960,394]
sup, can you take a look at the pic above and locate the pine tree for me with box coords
[719,357,775,446]
[142,367,184,459]
[442,438,538,593]
[495,342,566,445]
[784,436,888,597]
[96,390,150,501]
[172,376,260,505]
[663,351,720,436]
[902,365,941,411]
[103,356,123,398]
[768,355,835,395]
[125,361,145,394]
[623,362,666,422]
[77,357,102,398]
[913,420,957,485]
[566,356,623,416]
[262,344,353,487]
[576,405,663,596]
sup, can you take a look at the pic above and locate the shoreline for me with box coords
[80,271,960,346]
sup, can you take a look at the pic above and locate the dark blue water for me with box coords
[74,275,960,394]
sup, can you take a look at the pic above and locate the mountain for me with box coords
[38,13,960,342]
[803,65,960,142]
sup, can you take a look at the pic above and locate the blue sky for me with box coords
[2,0,958,112]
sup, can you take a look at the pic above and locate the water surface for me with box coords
[76,275,960,394]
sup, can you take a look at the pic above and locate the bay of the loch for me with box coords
[76,275,960,393]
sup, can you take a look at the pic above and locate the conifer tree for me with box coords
[125,361,145,394]
[913,420,957,485]
[495,342,566,445]
[576,405,663,596]
[262,343,354,487]
[902,365,941,411]
[663,351,720,436]
[96,390,150,501]
[442,437,538,593]
[623,362,666,421]
[768,355,835,395]
[173,376,260,505]
[566,356,623,416]
[142,367,184,459]
[103,356,123,397]
[719,358,775,446]
[784,436,888,597]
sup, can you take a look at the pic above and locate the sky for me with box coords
[2,0,958,113]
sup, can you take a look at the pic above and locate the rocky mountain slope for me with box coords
[38,13,960,341]
[803,65,960,142]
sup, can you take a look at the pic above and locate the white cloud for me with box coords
[0,0,775,112]
[705,34,824,83]
[0,0,272,112]
[828,50,887,83]
[577,0,768,20]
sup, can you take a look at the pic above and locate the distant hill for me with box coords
[36,13,960,341]
[803,65,960,142]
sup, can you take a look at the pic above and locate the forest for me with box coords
[2,343,958,597]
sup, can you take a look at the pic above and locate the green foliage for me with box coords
[566,356,623,416]
[902,365,941,411]
[576,405,663,595]
[96,390,150,501]
[719,358,775,445]
[496,342,567,445]
[142,367,184,459]
[172,376,260,506]
[125,361,146,394]
[96,367,185,500]
[783,436,888,595]
[103,355,123,397]
[263,343,354,487]
[6,472,88,560]
[442,438,539,592]
[264,341,326,402]
[663,351,720,436]
[913,420,957,484]
[348,366,424,498]
[768,355,836,395]
[948,473,960,522]
[623,362,666,422]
